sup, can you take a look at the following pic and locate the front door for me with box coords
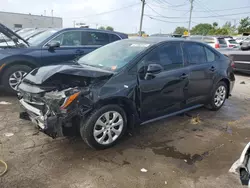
[41,30,83,65]
[182,42,218,106]
[138,42,189,121]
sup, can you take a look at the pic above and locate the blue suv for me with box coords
[0,23,128,93]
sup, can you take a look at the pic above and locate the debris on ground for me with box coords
[164,181,168,185]
[4,132,14,137]
[226,126,233,135]
[240,81,246,84]
[184,159,187,163]
[0,101,11,105]
[190,115,201,125]
[140,168,148,172]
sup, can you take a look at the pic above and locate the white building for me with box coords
[0,11,63,29]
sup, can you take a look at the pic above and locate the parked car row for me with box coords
[0,23,128,92]
[187,35,240,49]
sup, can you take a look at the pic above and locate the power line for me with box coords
[145,11,250,19]
[151,0,188,7]
[194,0,230,20]
[146,4,167,17]
[148,2,250,13]
[64,3,140,19]
[146,15,189,23]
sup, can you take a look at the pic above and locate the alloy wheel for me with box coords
[9,71,27,91]
[93,111,124,145]
[214,85,226,107]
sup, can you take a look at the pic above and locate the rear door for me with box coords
[182,42,218,106]
[41,30,82,64]
[138,42,189,121]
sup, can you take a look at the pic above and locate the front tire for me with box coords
[2,65,32,93]
[207,81,228,111]
[80,105,127,149]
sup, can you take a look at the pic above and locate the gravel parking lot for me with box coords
[0,74,250,188]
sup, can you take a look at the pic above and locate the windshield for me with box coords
[78,40,151,71]
[29,29,59,46]
[228,40,238,44]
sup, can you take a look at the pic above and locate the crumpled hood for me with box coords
[23,64,114,85]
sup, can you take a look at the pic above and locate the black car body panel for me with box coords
[18,38,235,139]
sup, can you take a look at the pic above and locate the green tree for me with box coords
[238,17,250,34]
[106,26,114,31]
[222,21,237,35]
[173,26,188,35]
[212,22,218,29]
[214,28,229,35]
[98,26,105,30]
[191,23,213,35]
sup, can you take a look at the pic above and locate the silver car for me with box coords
[224,38,240,48]
[188,36,228,49]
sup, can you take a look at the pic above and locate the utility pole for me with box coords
[188,0,194,36]
[139,0,145,36]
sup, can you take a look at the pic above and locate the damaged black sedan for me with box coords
[18,38,235,149]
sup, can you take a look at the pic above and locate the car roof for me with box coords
[58,28,127,36]
[123,37,187,44]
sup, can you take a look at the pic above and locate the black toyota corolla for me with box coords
[18,37,235,149]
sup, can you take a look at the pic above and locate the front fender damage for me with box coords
[19,87,95,138]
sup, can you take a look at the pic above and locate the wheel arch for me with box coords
[93,97,140,130]
[0,61,37,84]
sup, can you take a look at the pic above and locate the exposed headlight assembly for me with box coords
[44,88,80,109]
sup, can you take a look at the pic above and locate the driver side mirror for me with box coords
[146,64,164,74]
[46,41,60,50]
[139,63,163,80]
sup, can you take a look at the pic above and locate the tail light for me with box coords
[215,43,220,48]
[229,44,234,48]
[231,61,235,68]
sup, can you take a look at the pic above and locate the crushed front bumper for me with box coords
[19,99,64,138]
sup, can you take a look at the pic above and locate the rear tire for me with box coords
[207,81,228,111]
[80,105,127,150]
[2,65,32,94]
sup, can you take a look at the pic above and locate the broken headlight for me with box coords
[44,88,80,110]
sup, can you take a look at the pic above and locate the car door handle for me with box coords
[180,73,188,79]
[209,66,216,72]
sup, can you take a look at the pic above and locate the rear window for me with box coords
[218,38,226,44]
[203,37,215,44]
[228,40,237,44]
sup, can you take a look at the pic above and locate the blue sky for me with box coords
[1,0,250,34]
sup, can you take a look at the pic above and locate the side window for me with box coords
[182,42,207,64]
[50,31,81,46]
[138,42,183,72]
[204,46,216,62]
[82,31,110,45]
[109,34,121,42]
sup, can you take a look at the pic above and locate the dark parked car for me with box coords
[220,49,250,74]
[18,38,235,149]
[0,23,128,92]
